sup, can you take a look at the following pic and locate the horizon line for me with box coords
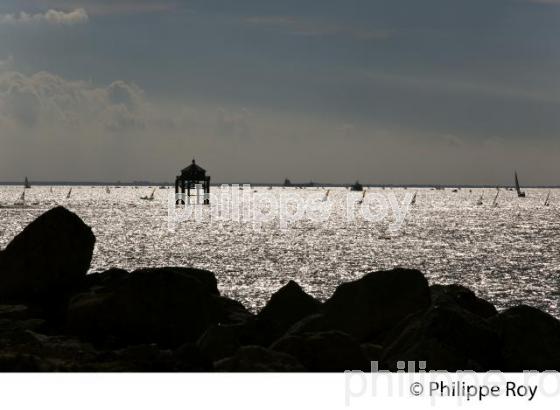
[1,181,560,189]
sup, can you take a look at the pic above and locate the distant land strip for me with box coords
[1,181,559,188]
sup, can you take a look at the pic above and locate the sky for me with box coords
[0,0,559,185]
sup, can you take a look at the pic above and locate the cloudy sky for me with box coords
[0,0,559,184]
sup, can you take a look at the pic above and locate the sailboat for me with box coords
[66,188,72,199]
[476,193,484,206]
[411,192,417,205]
[492,190,499,207]
[357,190,367,205]
[24,177,31,189]
[514,171,526,198]
[321,189,330,202]
[14,190,26,207]
[141,188,156,201]
[544,191,551,207]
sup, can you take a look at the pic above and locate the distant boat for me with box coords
[321,189,330,202]
[141,188,156,201]
[544,191,551,207]
[492,190,499,207]
[357,190,367,205]
[411,192,417,205]
[24,177,31,189]
[350,181,363,192]
[66,188,72,199]
[514,171,526,198]
[6,190,26,208]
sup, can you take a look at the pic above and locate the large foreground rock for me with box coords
[490,305,560,371]
[322,269,431,341]
[67,267,246,347]
[381,304,501,371]
[271,330,370,372]
[430,284,497,318]
[0,207,95,311]
[214,346,305,372]
[255,280,321,345]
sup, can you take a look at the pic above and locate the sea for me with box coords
[1,185,559,317]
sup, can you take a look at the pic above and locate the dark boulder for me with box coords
[67,267,220,347]
[173,343,214,371]
[0,207,95,316]
[255,280,321,345]
[0,353,53,372]
[197,324,245,362]
[210,295,253,324]
[361,343,383,365]
[81,268,129,291]
[381,304,501,371]
[214,345,305,372]
[271,330,370,372]
[322,269,431,342]
[490,305,560,371]
[430,284,497,318]
[0,304,34,320]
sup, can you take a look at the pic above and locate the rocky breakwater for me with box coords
[0,206,559,372]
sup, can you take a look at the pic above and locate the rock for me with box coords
[490,305,560,371]
[197,324,246,362]
[0,206,95,318]
[283,314,332,336]
[67,267,223,347]
[381,305,501,371]
[255,280,322,345]
[0,304,34,320]
[81,268,130,291]
[214,346,305,372]
[173,343,214,371]
[271,331,370,372]
[134,267,220,296]
[430,284,497,318]
[0,353,53,372]
[0,318,49,346]
[361,343,383,365]
[97,344,175,371]
[210,295,253,324]
[322,269,431,342]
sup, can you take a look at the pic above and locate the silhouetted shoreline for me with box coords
[0,206,558,372]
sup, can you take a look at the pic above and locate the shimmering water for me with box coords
[1,185,559,316]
